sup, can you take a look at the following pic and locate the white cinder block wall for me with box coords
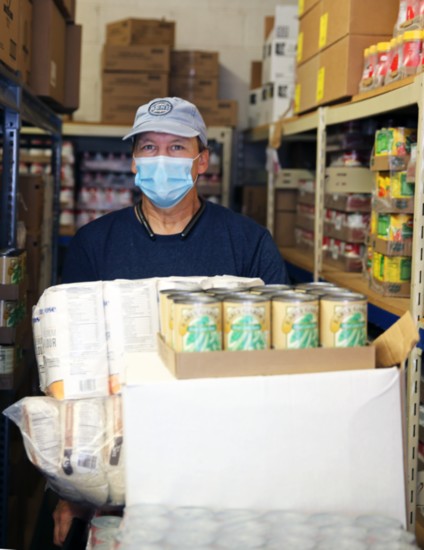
[74,0,297,128]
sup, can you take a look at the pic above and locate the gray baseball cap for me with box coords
[122,97,208,146]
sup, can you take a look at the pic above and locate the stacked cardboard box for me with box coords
[248,5,298,128]
[295,0,399,114]
[18,174,54,305]
[29,0,82,112]
[170,50,237,127]
[101,18,174,125]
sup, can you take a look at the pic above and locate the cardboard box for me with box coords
[247,88,261,129]
[103,44,170,73]
[171,51,219,77]
[262,38,296,84]
[197,100,238,127]
[106,18,175,48]
[324,222,367,243]
[158,332,375,379]
[274,4,299,40]
[275,169,315,189]
[372,236,413,257]
[323,251,364,272]
[261,81,295,124]
[316,34,391,106]
[294,53,319,114]
[101,95,151,125]
[275,189,298,211]
[169,76,218,102]
[296,212,315,232]
[370,276,411,298]
[250,61,262,89]
[17,0,32,85]
[63,24,82,112]
[372,196,414,214]
[102,72,169,99]
[18,175,45,234]
[241,186,267,226]
[0,0,18,71]
[298,189,316,205]
[299,0,321,17]
[319,0,399,51]
[297,2,321,65]
[324,193,371,212]
[370,155,410,172]
[54,0,76,22]
[325,167,374,193]
[123,366,406,525]
[30,0,66,107]
[274,211,297,246]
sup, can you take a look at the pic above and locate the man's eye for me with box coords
[171,144,184,151]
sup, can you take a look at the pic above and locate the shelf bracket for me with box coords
[313,107,327,281]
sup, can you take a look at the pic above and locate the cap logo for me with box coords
[148,100,173,116]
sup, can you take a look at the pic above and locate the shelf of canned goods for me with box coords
[257,71,424,531]
[0,63,62,548]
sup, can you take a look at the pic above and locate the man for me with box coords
[54,97,289,546]
[61,97,289,285]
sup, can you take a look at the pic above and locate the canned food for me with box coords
[160,289,204,346]
[0,248,25,284]
[0,300,24,327]
[173,295,222,352]
[249,284,292,295]
[272,293,319,349]
[0,346,15,374]
[320,293,367,348]
[223,293,270,351]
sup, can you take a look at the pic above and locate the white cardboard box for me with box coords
[262,80,295,124]
[262,36,297,84]
[123,367,406,525]
[247,87,262,129]
[274,4,299,40]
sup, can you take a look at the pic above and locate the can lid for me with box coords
[321,292,366,302]
[205,287,247,295]
[272,291,318,303]
[173,294,221,304]
[166,290,205,300]
[250,284,292,294]
[377,42,391,52]
[223,292,268,303]
[159,283,202,295]
[403,30,421,40]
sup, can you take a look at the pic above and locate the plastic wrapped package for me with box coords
[36,282,109,399]
[3,395,125,508]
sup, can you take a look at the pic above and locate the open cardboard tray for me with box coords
[157,312,418,380]
[158,334,375,379]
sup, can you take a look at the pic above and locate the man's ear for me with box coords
[197,149,209,175]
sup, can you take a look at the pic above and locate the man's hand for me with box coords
[52,499,93,546]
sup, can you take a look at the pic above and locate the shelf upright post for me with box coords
[0,108,20,250]
[407,73,424,530]
[313,107,327,281]
[50,132,63,286]
[266,123,275,234]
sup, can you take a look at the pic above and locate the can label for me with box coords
[173,302,222,352]
[321,299,367,347]
[223,301,270,351]
[272,301,318,349]
[0,254,24,284]
[0,346,14,374]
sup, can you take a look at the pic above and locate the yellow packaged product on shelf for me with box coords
[376,213,413,241]
[376,171,414,199]
[374,127,416,156]
[372,251,411,283]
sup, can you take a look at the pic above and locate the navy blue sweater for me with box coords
[61,201,289,285]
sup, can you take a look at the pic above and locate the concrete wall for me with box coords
[74,0,297,128]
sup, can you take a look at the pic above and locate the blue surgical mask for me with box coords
[134,155,200,209]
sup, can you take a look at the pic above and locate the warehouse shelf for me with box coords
[0,66,62,548]
[268,73,424,531]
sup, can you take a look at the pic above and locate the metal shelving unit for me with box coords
[0,64,62,548]
[62,123,233,209]
[252,73,424,530]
